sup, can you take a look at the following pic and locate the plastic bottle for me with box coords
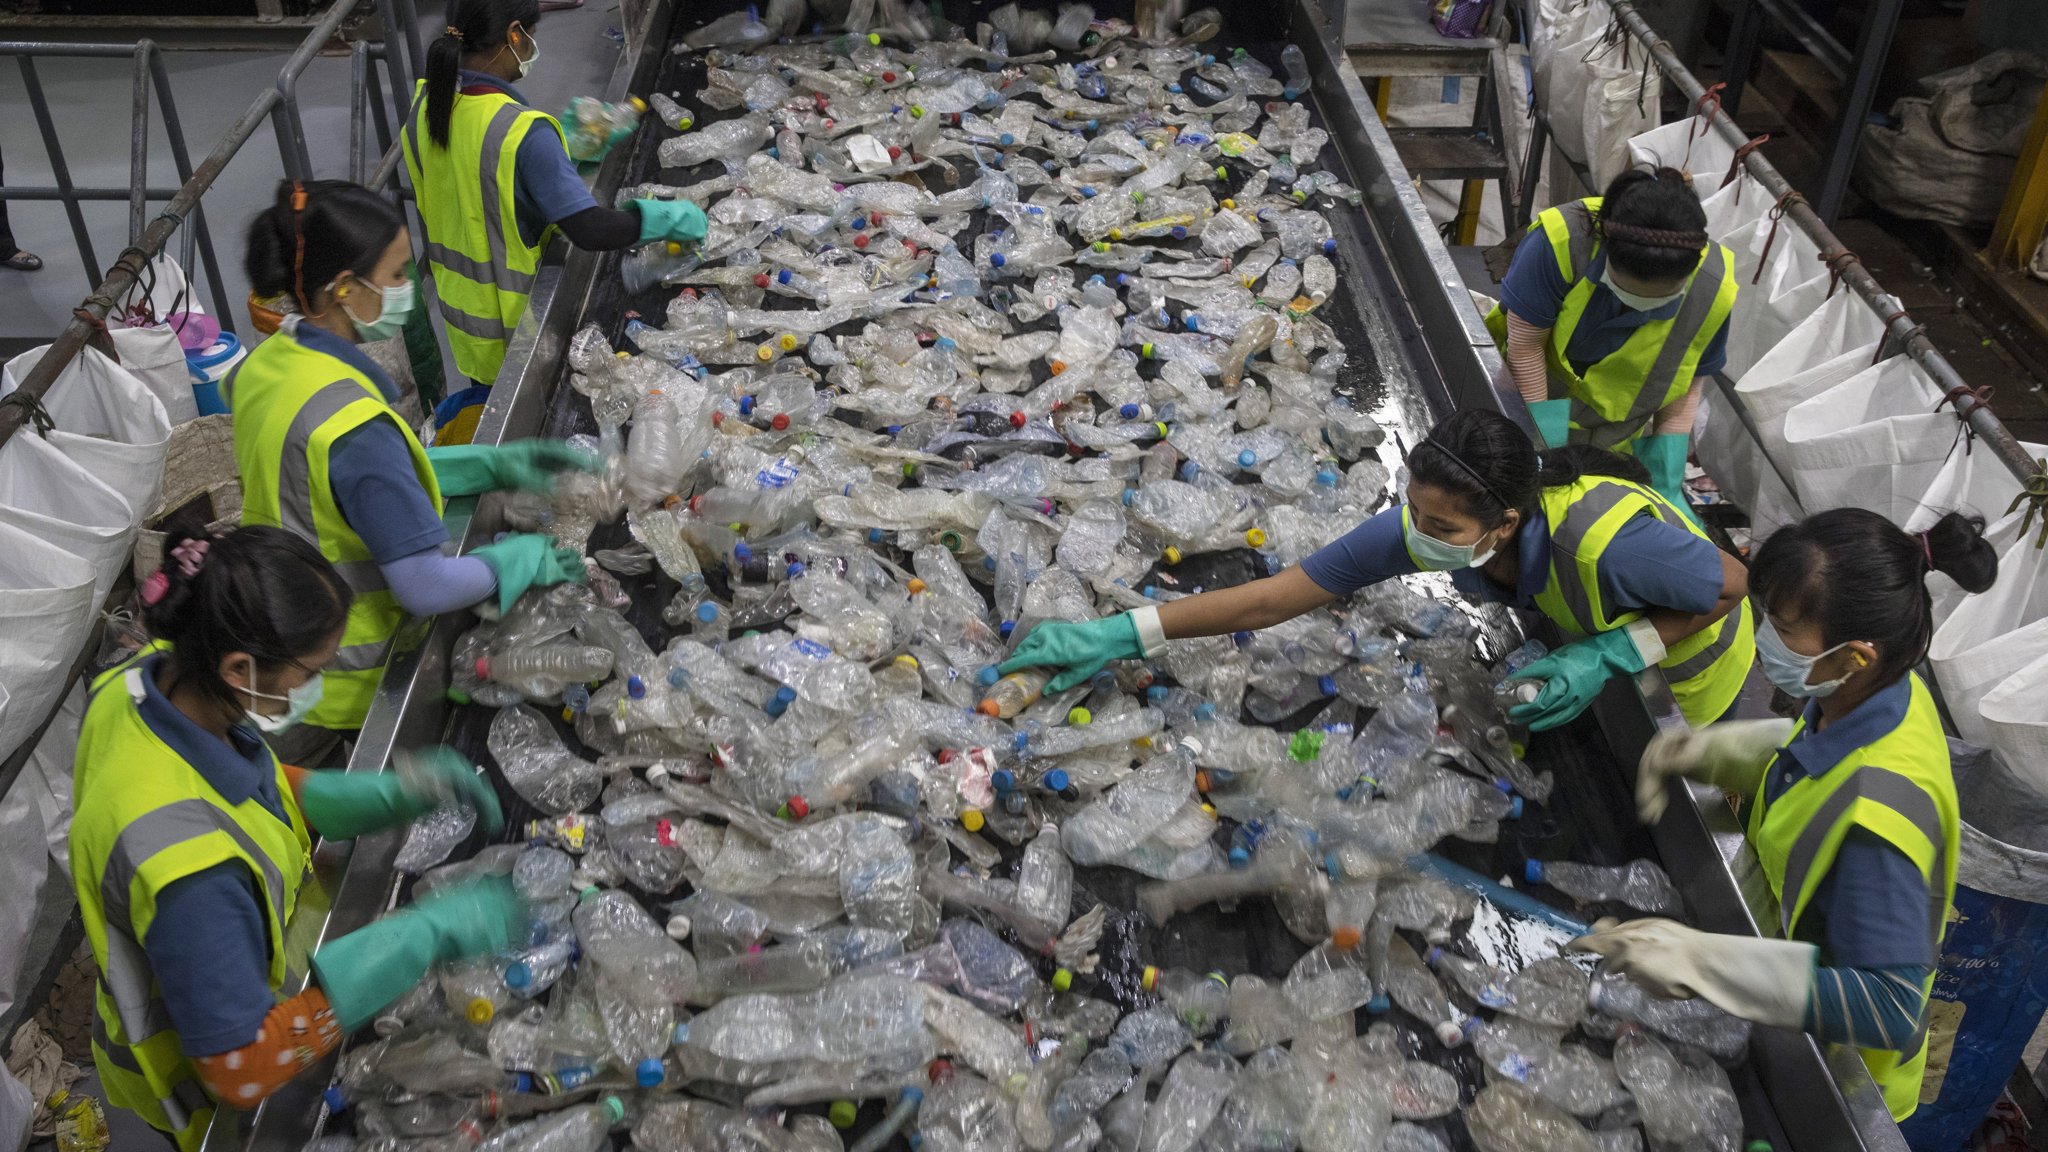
[623,241,698,295]
[1137,1049,1238,1152]
[648,91,694,131]
[1614,1027,1743,1152]
[563,96,646,162]
[1523,858,1682,917]
[1278,45,1312,99]
[978,667,1051,718]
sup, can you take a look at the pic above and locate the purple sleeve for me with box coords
[1497,226,1571,329]
[328,419,448,563]
[145,865,277,1056]
[1298,506,1419,596]
[381,547,499,617]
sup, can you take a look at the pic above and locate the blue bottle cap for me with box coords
[1335,785,1352,801]
[773,685,798,705]
[1082,186,1097,198]
[1318,675,1337,696]
[667,667,689,688]
[627,674,647,699]
[1147,684,1168,703]
[978,665,1001,686]
[1171,225,1188,240]
[1121,403,1141,419]
[738,395,756,415]
[982,555,998,571]
[1231,631,1253,647]
[1509,796,1525,819]
[1228,845,1250,868]
[514,1072,534,1094]
[1237,449,1257,468]
[990,252,1006,267]
[1179,461,1202,483]
[733,542,753,563]
[323,1086,348,1114]
[1322,237,1338,253]
[936,336,957,350]
[902,1085,925,1105]
[786,561,806,579]
[637,1057,666,1087]
[1324,851,1341,877]
[1523,859,1545,884]
[778,268,794,284]
[1168,83,1182,93]
[505,961,533,988]
[852,215,867,229]
[1184,314,1201,332]
[1493,777,1514,793]
[1366,993,1390,1014]
[993,769,1016,792]
[868,528,886,543]
[1043,769,1070,793]
[999,133,1015,146]
[765,146,780,158]
[1284,86,1301,100]
[1121,487,1136,505]
[695,602,719,623]
[1194,702,1215,720]
[999,619,1016,638]
[1014,731,1030,753]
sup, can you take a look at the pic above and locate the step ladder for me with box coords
[1346,0,1519,245]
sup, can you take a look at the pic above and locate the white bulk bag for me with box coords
[1778,356,1954,518]
[0,430,135,604]
[1627,116,1736,189]
[1930,510,2048,746]
[1702,171,1771,251]
[1904,438,2046,627]
[1722,223,1829,381]
[110,324,200,427]
[0,519,94,761]
[1977,648,2048,793]
[1581,29,1660,189]
[0,343,171,525]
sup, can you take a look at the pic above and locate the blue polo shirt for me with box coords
[1761,674,1934,970]
[291,323,449,565]
[1299,501,1722,617]
[456,71,600,248]
[130,654,292,1056]
[1499,227,1730,379]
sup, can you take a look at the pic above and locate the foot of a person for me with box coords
[2,250,42,272]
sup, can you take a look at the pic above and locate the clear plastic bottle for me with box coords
[648,91,694,131]
[623,241,698,295]
[563,96,646,162]
[1523,858,1682,917]
[1014,823,1074,933]
[978,667,1051,718]
[1137,1049,1238,1152]
[1613,1027,1743,1152]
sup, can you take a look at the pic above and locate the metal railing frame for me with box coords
[1521,0,2048,516]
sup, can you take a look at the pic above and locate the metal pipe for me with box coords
[0,186,191,200]
[366,42,397,161]
[350,41,369,184]
[147,45,233,327]
[17,56,99,293]
[128,43,151,247]
[1608,0,2046,495]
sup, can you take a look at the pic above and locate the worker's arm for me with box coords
[1157,565,1338,638]
[327,419,500,617]
[1651,377,1705,436]
[1504,312,1553,408]
[1598,515,1744,648]
[515,128,647,251]
[1803,829,1936,1049]
[1643,545,1745,648]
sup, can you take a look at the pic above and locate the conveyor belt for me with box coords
[207,1,1896,1148]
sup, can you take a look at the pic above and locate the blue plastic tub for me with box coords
[185,331,244,415]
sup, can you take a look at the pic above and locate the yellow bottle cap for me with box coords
[1245,527,1267,547]
[895,654,920,669]
[961,809,986,831]
[665,241,683,255]
[1051,969,1073,992]
[1067,706,1092,725]
[466,998,495,1026]
[755,344,774,362]
[867,31,882,43]
[1163,546,1182,564]
[1221,198,1236,210]
[906,578,928,594]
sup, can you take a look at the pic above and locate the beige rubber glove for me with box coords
[1569,917,1816,1030]
[1636,718,1795,824]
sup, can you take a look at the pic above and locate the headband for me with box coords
[1599,219,1709,251]
[1416,438,1513,513]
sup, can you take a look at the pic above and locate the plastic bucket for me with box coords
[184,331,245,416]
[1900,741,2048,1152]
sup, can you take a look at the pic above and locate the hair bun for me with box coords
[1924,511,1998,595]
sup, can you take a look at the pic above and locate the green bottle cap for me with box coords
[829,1100,858,1128]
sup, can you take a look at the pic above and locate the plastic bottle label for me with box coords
[756,457,802,489]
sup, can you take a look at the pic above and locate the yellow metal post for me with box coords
[1375,76,1392,122]
[1988,83,2048,268]
[1455,178,1485,244]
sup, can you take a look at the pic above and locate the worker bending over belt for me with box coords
[1586,507,1999,1120]
[232,179,592,765]
[1005,408,1753,731]
[1487,166,1737,510]
[71,525,524,1149]
[407,0,706,423]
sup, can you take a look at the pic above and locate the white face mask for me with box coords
[510,28,540,79]
[1599,267,1684,313]
[1402,506,1504,571]
[241,666,325,733]
[1754,616,1855,699]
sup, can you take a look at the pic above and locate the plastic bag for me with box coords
[1777,355,1956,519]
[0,344,171,528]
[0,520,94,761]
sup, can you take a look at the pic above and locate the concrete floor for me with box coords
[0,0,626,342]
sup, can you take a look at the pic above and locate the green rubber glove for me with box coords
[999,614,1144,693]
[296,747,504,840]
[1507,625,1656,732]
[1637,433,1697,524]
[425,441,600,497]
[634,199,708,245]
[311,876,527,1032]
[1527,398,1572,450]
[473,534,587,613]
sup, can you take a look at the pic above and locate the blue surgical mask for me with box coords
[1599,267,1684,313]
[243,668,325,734]
[1402,506,1502,571]
[341,278,415,343]
[1755,616,1853,699]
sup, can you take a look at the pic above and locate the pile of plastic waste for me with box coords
[319,10,1759,1152]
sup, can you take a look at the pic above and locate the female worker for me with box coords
[1581,508,1998,1121]
[233,179,591,766]
[1004,408,1754,731]
[406,0,706,409]
[1485,166,1737,510]
[72,525,523,1149]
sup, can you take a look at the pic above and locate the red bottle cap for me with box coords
[785,795,811,820]
[771,413,790,431]
[1009,411,1026,428]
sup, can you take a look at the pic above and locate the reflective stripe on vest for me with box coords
[229,327,444,726]
[402,80,561,383]
[1482,198,1739,452]
[70,645,311,1146]
[1532,476,1753,727]
[1747,673,1959,1120]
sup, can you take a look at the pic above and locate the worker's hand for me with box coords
[1636,718,1795,824]
[295,747,503,840]
[999,614,1144,693]
[473,533,587,613]
[1527,398,1572,451]
[634,198,708,245]
[1507,623,1660,732]
[424,441,598,497]
[1569,916,1815,1029]
[1637,433,1700,527]
[311,876,529,1031]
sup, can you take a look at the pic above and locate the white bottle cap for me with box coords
[666,914,692,940]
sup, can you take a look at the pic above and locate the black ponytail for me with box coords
[1535,443,1652,491]
[244,180,404,314]
[1751,508,1998,688]
[143,526,352,718]
[1408,409,1540,527]
[1598,166,1709,283]
[427,0,542,148]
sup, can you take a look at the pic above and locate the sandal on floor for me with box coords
[1,251,41,272]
